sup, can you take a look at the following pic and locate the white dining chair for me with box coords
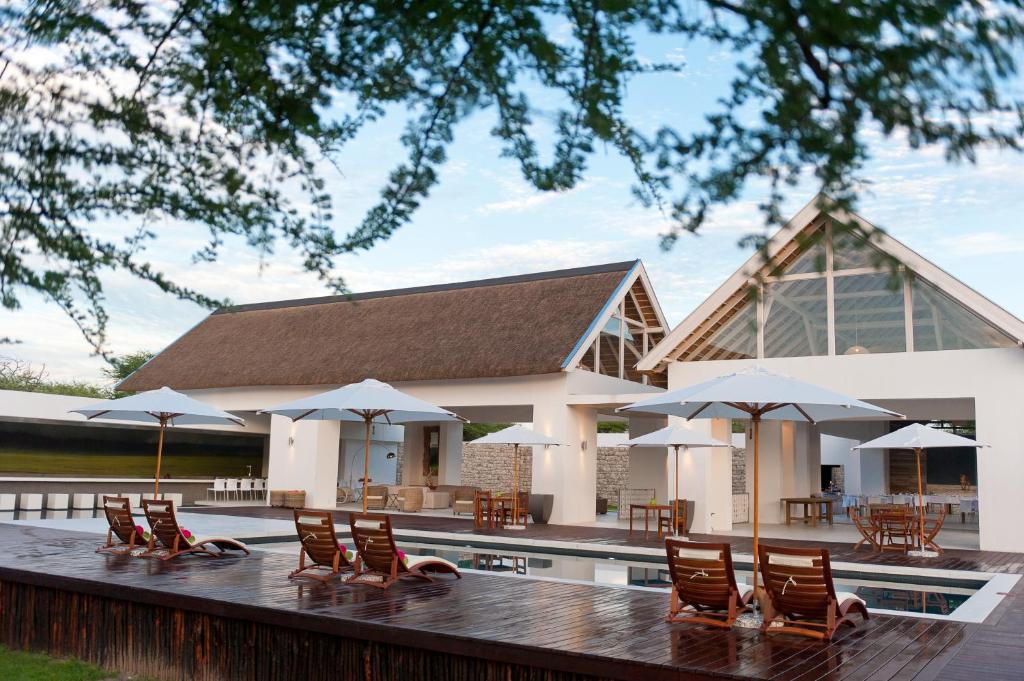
[209,478,225,500]
[225,478,240,501]
[253,478,266,500]
[239,478,253,500]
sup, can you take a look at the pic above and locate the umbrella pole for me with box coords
[751,415,761,600]
[153,417,167,497]
[915,447,926,551]
[362,416,372,514]
[512,443,519,528]
[674,445,681,537]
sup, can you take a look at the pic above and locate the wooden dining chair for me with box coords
[850,510,881,551]
[918,507,947,554]
[877,510,915,554]
[473,491,492,529]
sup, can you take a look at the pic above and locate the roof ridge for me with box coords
[213,260,639,315]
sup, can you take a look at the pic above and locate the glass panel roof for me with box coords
[912,278,1016,351]
[764,278,828,357]
[834,273,906,355]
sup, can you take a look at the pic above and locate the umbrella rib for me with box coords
[791,403,817,424]
[293,409,319,421]
[686,401,714,420]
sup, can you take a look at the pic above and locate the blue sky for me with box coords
[5,29,1024,381]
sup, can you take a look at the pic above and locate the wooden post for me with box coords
[153,416,167,497]
[751,415,761,599]
[915,447,926,551]
[362,416,372,513]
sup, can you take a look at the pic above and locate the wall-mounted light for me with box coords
[288,436,295,446]
[581,440,588,451]
[386,452,396,460]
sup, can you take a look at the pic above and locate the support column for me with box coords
[438,422,464,486]
[748,420,785,524]
[531,399,598,525]
[401,424,426,486]
[975,392,1024,552]
[627,414,669,503]
[675,418,733,534]
[266,415,339,509]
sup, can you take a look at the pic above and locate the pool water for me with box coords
[259,537,978,617]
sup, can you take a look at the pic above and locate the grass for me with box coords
[0,450,261,478]
[0,645,115,680]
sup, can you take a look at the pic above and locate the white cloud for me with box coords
[936,232,1024,257]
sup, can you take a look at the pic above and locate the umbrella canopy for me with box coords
[260,378,462,424]
[852,423,987,452]
[619,366,903,423]
[623,424,732,537]
[72,386,244,426]
[471,424,561,446]
[622,424,730,449]
[71,386,244,495]
[618,366,901,600]
[261,379,465,512]
[470,425,561,529]
[853,423,985,556]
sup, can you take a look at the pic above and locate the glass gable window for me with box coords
[834,273,906,354]
[764,279,828,357]
[692,297,757,361]
[676,218,1019,362]
[912,278,1016,351]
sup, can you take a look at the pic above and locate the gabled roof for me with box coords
[638,194,1024,371]
[120,261,642,391]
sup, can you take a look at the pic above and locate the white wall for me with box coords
[667,347,1024,551]
[821,434,861,494]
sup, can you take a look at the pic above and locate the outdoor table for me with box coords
[476,495,513,529]
[781,497,834,527]
[628,504,673,540]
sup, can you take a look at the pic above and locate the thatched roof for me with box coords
[120,261,638,391]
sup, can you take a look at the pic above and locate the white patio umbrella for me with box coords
[471,425,562,529]
[619,366,901,598]
[71,386,245,496]
[853,423,986,557]
[260,379,465,512]
[621,424,731,537]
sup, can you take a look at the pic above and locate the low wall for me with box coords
[0,478,214,506]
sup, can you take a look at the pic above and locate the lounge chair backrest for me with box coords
[294,510,346,568]
[102,496,137,544]
[758,544,838,618]
[349,513,403,574]
[665,539,738,610]
[142,498,187,550]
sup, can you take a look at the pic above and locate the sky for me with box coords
[4,25,1024,383]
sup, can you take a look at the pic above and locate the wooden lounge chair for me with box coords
[758,544,868,641]
[664,539,753,627]
[347,512,460,589]
[97,496,147,555]
[290,509,355,582]
[141,499,250,561]
[851,510,881,551]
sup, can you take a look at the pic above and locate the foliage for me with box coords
[463,422,511,441]
[3,1,1023,353]
[0,449,261,477]
[0,645,111,681]
[597,421,629,433]
[103,350,155,392]
[0,357,110,398]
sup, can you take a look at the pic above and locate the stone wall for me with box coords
[597,447,629,504]
[732,448,746,494]
[460,443,532,493]
[457,443,630,500]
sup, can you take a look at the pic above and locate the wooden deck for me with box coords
[189,506,1024,575]
[0,523,1021,681]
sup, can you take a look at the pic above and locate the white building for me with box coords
[638,196,1024,551]
[120,196,1024,550]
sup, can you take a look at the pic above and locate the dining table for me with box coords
[628,504,673,540]
[781,497,835,527]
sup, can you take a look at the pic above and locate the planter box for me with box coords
[528,494,553,524]
[45,494,69,510]
[72,493,94,510]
